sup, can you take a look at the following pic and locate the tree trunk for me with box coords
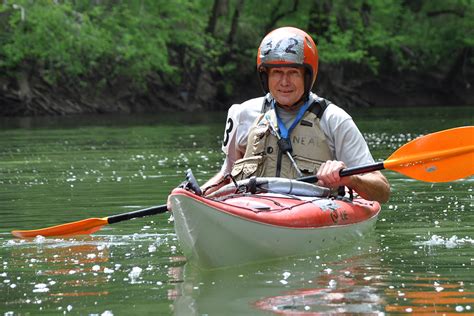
[206,0,228,35]
[16,61,33,109]
[443,47,471,88]
[191,0,229,110]
[227,0,244,47]
[264,0,299,33]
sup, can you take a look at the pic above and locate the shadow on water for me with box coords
[0,112,227,130]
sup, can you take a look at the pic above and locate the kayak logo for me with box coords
[330,208,348,224]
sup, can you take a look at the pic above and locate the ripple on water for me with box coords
[415,235,474,248]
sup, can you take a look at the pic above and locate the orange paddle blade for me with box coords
[384,126,474,182]
[11,217,109,238]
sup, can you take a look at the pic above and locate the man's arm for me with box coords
[201,170,229,196]
[317,105,390,203]
[316,160,390,203]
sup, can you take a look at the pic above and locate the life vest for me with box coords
[231,98,332,180]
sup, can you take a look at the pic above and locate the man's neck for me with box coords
[274,104,299,129]
[275,101,304,113]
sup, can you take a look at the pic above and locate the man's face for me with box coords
[268,67,305,107]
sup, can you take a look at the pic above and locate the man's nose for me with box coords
[280,73,290,85]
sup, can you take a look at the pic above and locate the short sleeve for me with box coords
[220,97,264,174]
[320,104,375,168]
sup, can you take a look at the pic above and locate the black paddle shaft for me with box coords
[107,205,168,224]
[297,162,385,183]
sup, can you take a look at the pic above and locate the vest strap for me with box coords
[277,138,293,153]
[307,98,329,119]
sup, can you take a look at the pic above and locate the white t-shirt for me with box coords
[220,93,375,174]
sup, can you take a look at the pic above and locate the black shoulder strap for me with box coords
[261,95,273,113]
[307,97,330,119]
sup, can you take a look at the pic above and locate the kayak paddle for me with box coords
[11,126,473,238]
[11,205,167,238]
[299,126,474,184]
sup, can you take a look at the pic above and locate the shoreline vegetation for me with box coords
[0,1,472,117]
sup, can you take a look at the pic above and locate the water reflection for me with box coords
[171,238,387,315]
[2,232,179,314]
[171,228,474,315]
[385,283,474,314]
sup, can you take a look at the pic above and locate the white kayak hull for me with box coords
[169,189,380,269]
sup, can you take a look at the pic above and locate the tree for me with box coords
[0,0,472,115]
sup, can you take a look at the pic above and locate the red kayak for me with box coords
[169,177,381,269]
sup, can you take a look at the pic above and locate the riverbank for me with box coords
[1,67,472,117]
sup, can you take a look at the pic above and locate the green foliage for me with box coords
[309,0,474,73]
[0,0,208,88]
[0,0,472,95]
[2,1,110,83]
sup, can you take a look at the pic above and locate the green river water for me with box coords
[0,107,473,315]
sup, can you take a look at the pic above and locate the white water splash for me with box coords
[416,235,474,248]
[128,266,142,283]
[33,283,49,293]
[104,268,114,274]
[34,235,46,244]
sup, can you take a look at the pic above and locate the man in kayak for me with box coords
[201,26,390,203]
